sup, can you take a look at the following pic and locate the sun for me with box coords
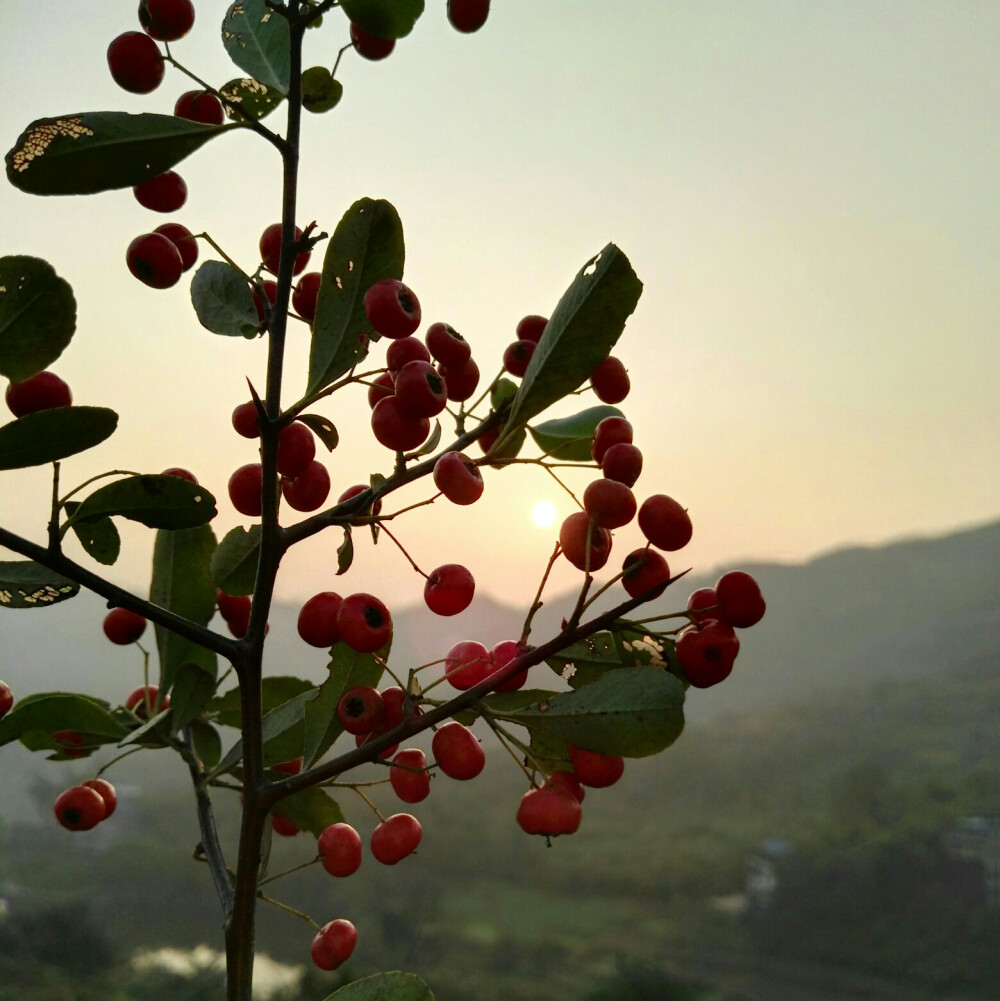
[531,500,558,528]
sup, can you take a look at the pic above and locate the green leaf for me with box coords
[502,245,642,439]
[500,667,685,758]
[308,198,404,394]
[610,621,676,671]
[490,377,518,413]
[0,256,76,382]
[301,67,343,113]
[529,405,624,462]
[220,77,285,122]
[410,419,441,458]
[277,787,344,837]
[302,641,387,767]
[190,720,222,770]
[527,728,573,774]
[169,662,218,732]
[480,689,559,714]
[222,0,291,94]
[63,501,120,566]
[340,0,425,38]
[297,413,339,451]
[0,693,128,748]
[0,561,79,609]
[190,261,258,337]
[0,406,117,470]
[337,529,354,576]
[211,525,261,596]
[483,425,525,462]
[150,524,218,694]
[212,677,314,729]
[117,707,172,748]
[323,971,434,1001]
[546,631,623,689]
[6,113,228,196]
[68,474,217,529]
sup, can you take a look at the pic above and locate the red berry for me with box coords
[231,401,261,438]
[318,823,362,877]
[686,586,719,624]
[444,639,491,690]
[253,279,278,322]
[125,685,168,719]
[715,571,766,628]
[621,548,670,599]
[558,511,612,572]
[259,223,309,275]
[297,592,343,647]
[638,494,693,552]
[126,232,184,289]
[591,416,633,464]
[153,222,198,271]
[272,758,303,776]
[386,336,430,375]
[487,639,527,692]
[82,778,117,819]
[107,31,164,93]
[350,22,395,60]
[367,371,396,409]
[433,451,484,505]
[370,395,430,452]
[590,356,630,403]
[502,339,536,378]
[546,770,585,803]
[438,357,480,401]
[310,918,357,971]
[52,730,87,758]
[337,686,386,736]
[363,279,421,339]
[448,0,490,32]
[103,607,147,645]
[217,590,251,624]
[390,748,431,803]
[292,271,322,321]
[54,786,106,831]
[370,813,422,865]
[271,814,300,837]
[139,0,195,41]
[582,479,637,530]
[601,442,643,487]
[336,594,392,653]
[424,563,475,617]
[380,687,406,729]
[432,722,485,780]
[229,463,264,517]
[515,314,547,343]
[161,467,197,482]
[394,361,448,418]
[0,681,13,718]
[277,421,316,478]
[336,484,383,520]
[133,170,187,213]
[675,619,740,688]
[5,371,72,417]
[174,89,224,126]
[569,745,625,788]
[424,322,471,368]
[281,460,331,512]
[516,786,581,837]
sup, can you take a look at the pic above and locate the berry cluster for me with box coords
[54,778,117,832]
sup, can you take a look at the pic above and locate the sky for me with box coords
[1,1,998,613]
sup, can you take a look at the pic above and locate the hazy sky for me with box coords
[1,1,997,612]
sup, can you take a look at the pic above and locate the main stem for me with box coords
[224,9,306,1000]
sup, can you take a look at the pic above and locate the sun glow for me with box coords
[531,500,558,528]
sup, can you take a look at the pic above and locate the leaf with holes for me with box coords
[308,198,404,394]
[297,413,339,451]
[222,0,291,94]
[529,405,624,461]
[546,631,623,689]
[220,77,285,122]
[211,525,261,596]
[0,406,117,470]
[341,0,425,38]
[499,245,642,446]
[67,474,217,529]
[325,971,434,1001]
[0,561,79,610]
[6,113,228,196]
[63,502,120,566]
[150,524,218,694]
[498,667,685,758]
[191,261,258,337]
[276,787,345,837]
[0,256,76,382]
[0,693,128,749]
